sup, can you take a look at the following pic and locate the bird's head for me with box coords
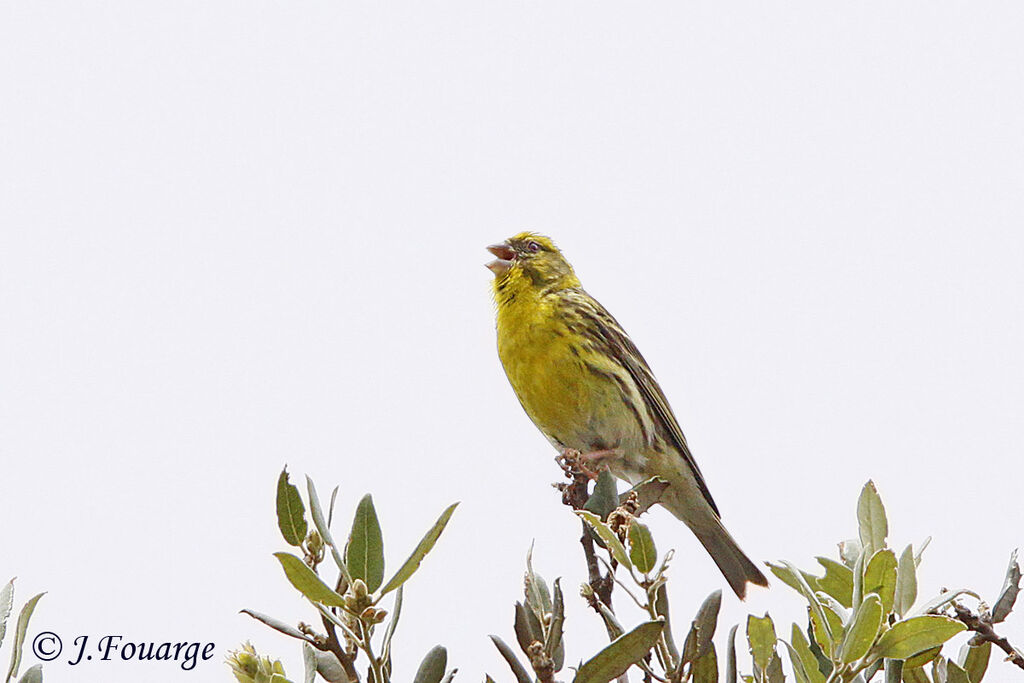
[487,232,580,302]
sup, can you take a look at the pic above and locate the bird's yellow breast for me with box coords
[495,292,628,451]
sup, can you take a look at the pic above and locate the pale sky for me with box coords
[2,3,1022,682]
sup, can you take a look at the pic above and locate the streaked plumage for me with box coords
[488,232,767,599]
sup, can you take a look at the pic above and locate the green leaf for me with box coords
[379,502,458,596]
[5,592,43,683]
[945,659,971,683]
[618,477,669,515]
[863,549,898,614]
[573,620,664,683]
[767,563,820,596]
[584,470,619,520]
[903,666,930,683]
[277,467,308,547]
[346,494,385,593]
[16,665,41,683]
[958,641,991,683]
[839,593,884,664]
[692,644,718,683]
[894,544,918,617]
[306,476,352,585]
[546,579,565,672]
[273,552,346,607]
[817,592,850,625]
[746,613,776,673]
[815,557,854,608]
[904,646,942,669]
[627,521,657,574]
[726,624,738,683]
[856,480,888,558]
[490,636,532,683]
[992,548,1020,624]
[412,645,447,683]
[871,615,966,660]
[766,561,834,655]
[766,653,785,683]
[682,590,722,665]
[0,579,13,649]
[577,511,631,568]
[790,623,826,683]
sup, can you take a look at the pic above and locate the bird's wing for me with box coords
[566,288,720,517]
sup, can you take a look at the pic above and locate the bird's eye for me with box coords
[526,241,541,253]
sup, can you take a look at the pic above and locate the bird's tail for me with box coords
[659,485,768,599]
[689,515,768,600]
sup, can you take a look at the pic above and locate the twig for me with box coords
[320,611,361,683]
[555,451,615,607]
[951,603,1024,671]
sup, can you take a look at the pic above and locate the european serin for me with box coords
[487,232,768,599]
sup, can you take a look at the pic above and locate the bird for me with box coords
[487,232,768,599]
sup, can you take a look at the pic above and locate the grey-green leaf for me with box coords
[0,579,13,648]
[5,592,44,683]
[856,480,888,558]
[412,645,447,683]
[958,640,990,683]
[584,470,619,520]
[16,665,41,683]
[894,544,918,617]
[302,642,318,683]
[577,511,631,568]
[545,578,565,671]
[871,615,966,660]
[726,624,738,683]
[682,590,722,665]
[241,608,311,640]
[379,502,458,596]
[618,477,669,515]
[840,593,883,665]
[992,548,1020,624]
[525,545,552,621]
[277,467,308,547]
[628,521,657,574]
[572,620,664,683]
[346,494,385,593]
[514,602,542,654]
[306,476,352,585]
[273,553,346,607]
[490,636,532,683]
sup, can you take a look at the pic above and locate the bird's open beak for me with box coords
[486,242,515,277]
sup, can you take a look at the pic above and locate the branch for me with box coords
[951,602,1024,672]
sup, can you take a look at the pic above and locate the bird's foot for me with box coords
[556,448,622,481]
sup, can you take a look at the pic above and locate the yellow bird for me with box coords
[487,232,767,599]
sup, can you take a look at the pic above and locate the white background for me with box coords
[2,3,1022,682]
